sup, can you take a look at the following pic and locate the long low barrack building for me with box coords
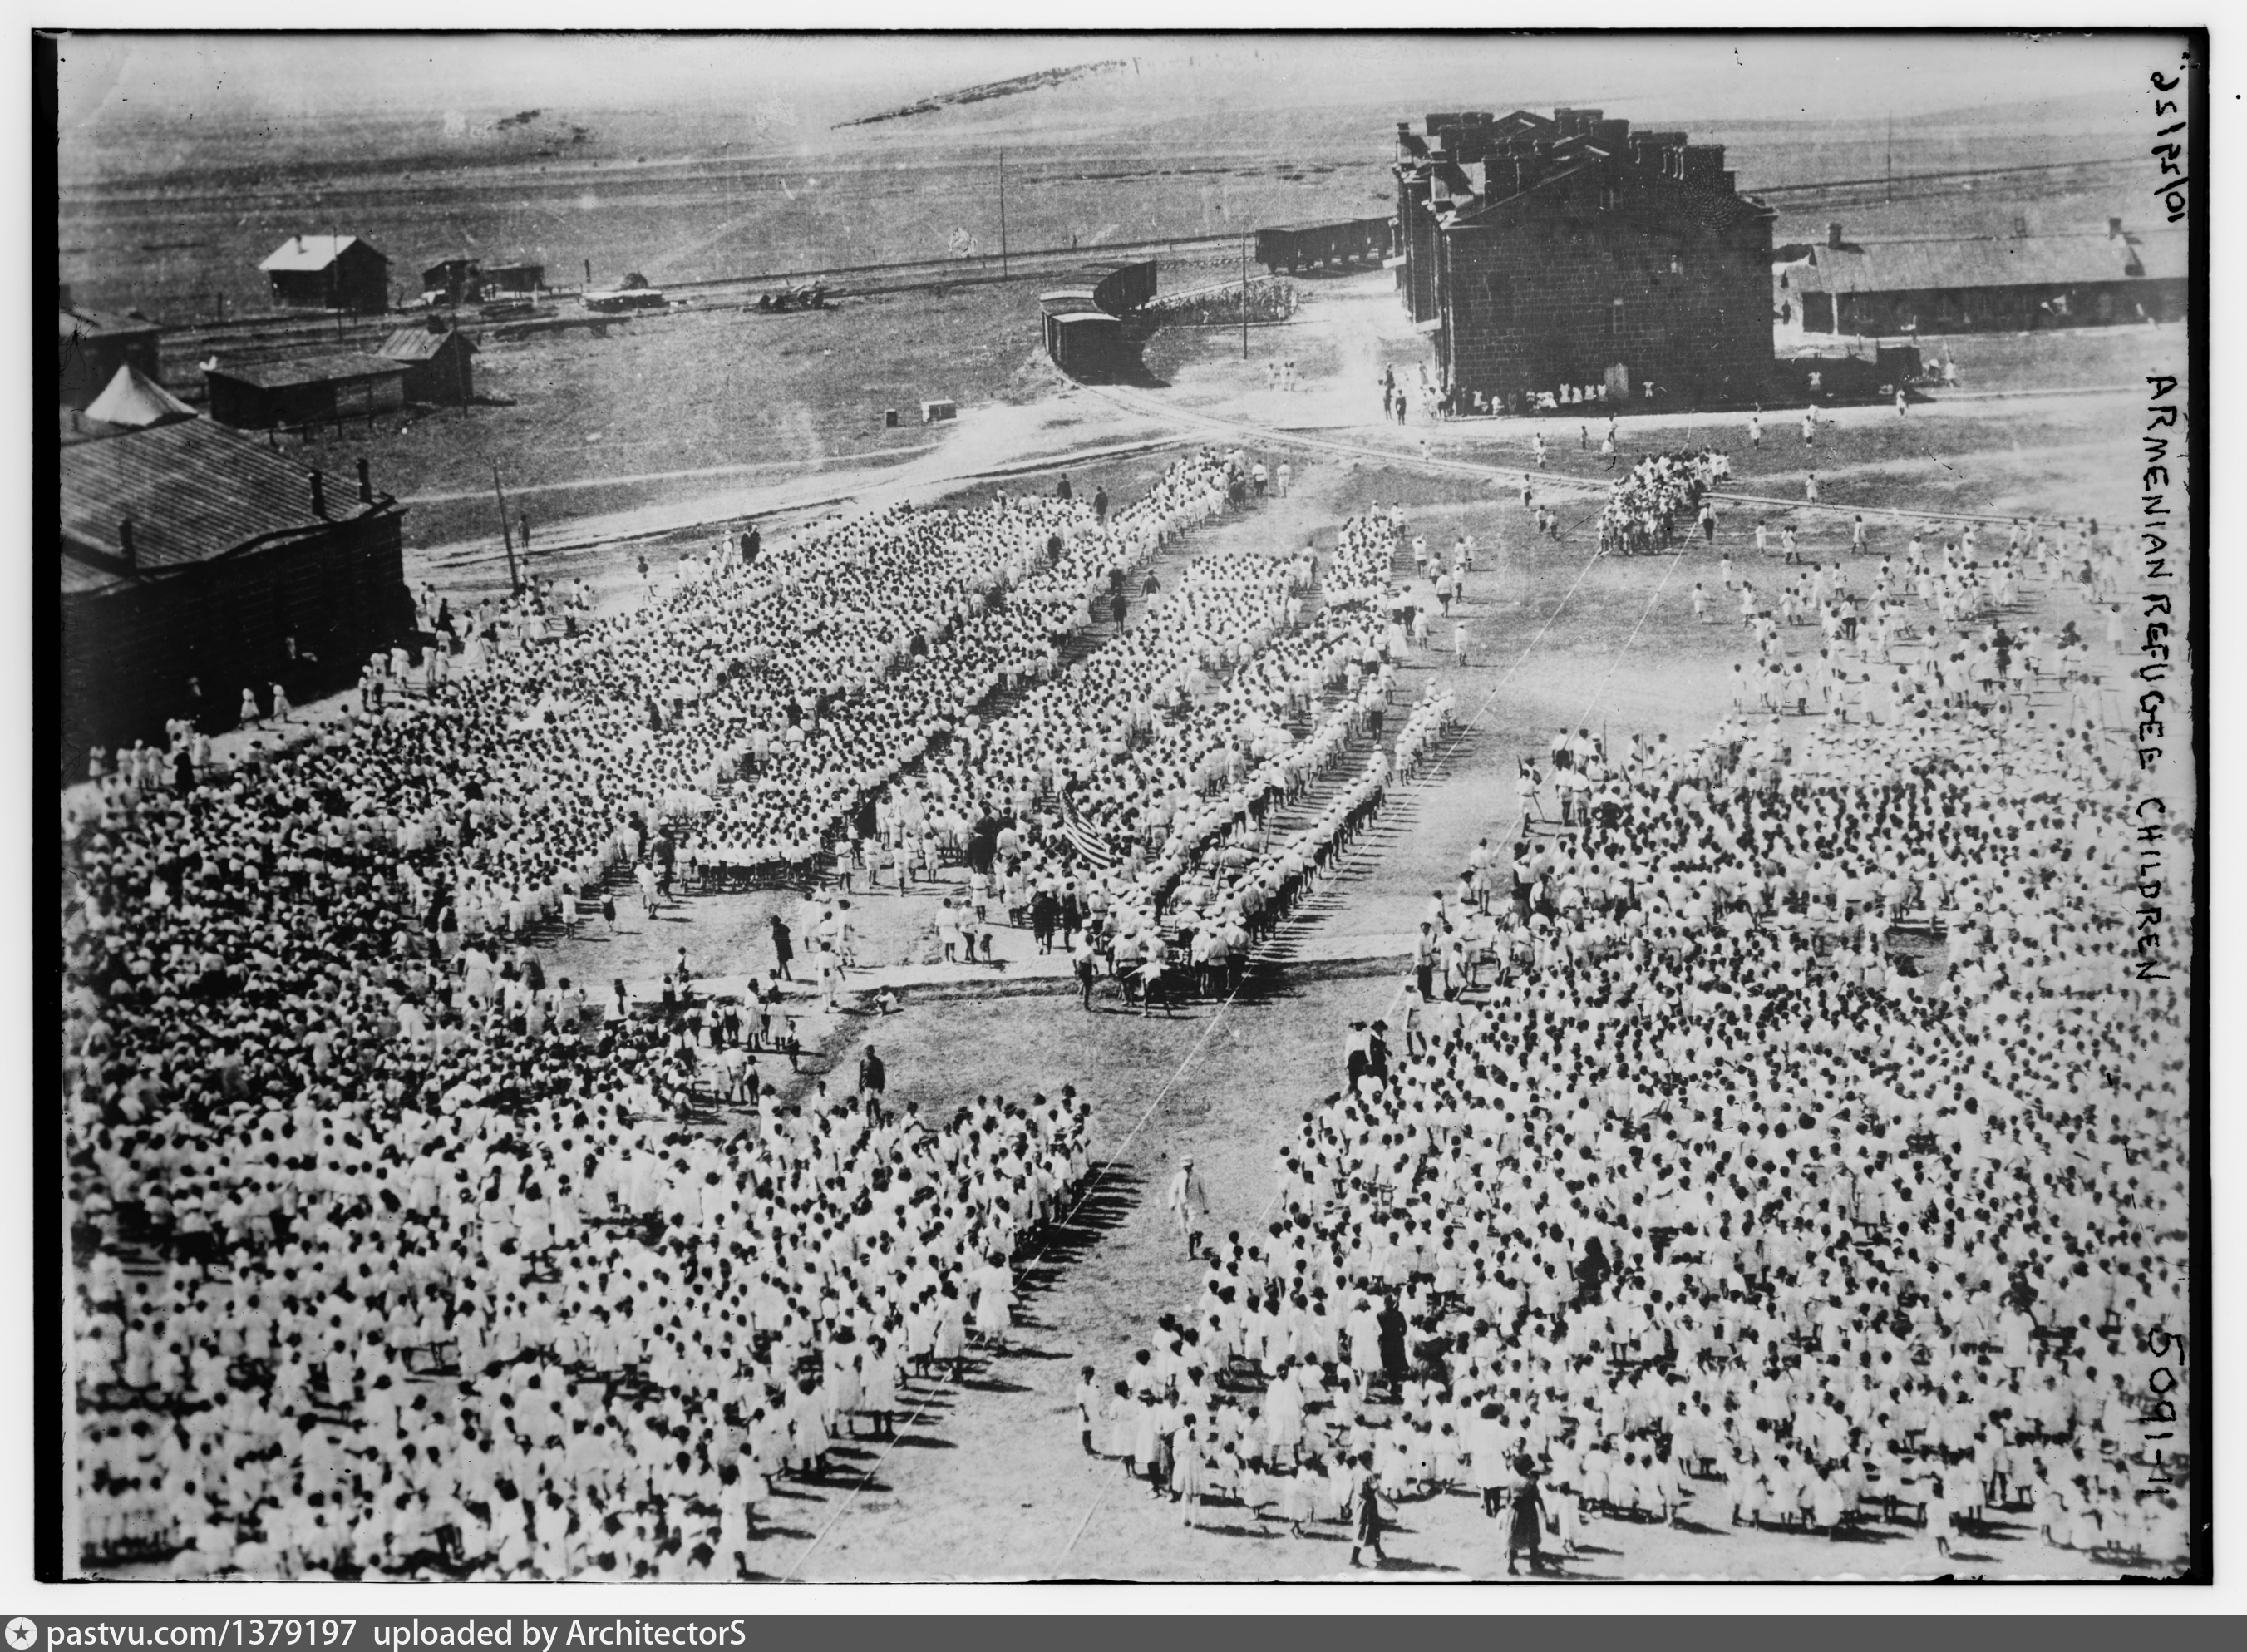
[203,352,411,430]
[1783,218,2189,336]
[59,418,412,777]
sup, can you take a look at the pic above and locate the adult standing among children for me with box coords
[857,1045,887,1120]
[1348,1454,1387,1568]
[1165,1154,1210,1260]
[1507,1457,1547,1575]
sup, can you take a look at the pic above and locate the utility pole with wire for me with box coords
[1241,234,1249,360]
[492,461,521,594]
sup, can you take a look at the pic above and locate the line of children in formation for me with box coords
[743,500,1458,1021]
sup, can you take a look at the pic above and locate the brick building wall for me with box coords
[1436,155,1773,410]
[1397,170,1442,323]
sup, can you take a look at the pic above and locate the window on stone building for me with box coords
[1598,181,1618,211]
[1609,298,1625,336]
[1670,254,1683,276]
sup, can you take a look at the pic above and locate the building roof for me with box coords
[58,304,162,343]
[1441,139,1772,238]
[379,328,480,362]
[83,364,197,428]
[61,418,384,594]
[259,234,387,273]
[204,352,409,390]
[1792,229,2189,294]
[60,407,133,449]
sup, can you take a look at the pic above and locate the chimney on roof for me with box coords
[119,518,136,568]
[357,458,373,504]
[1827,221,1845,250]
[310,471,328,520]
[2108,215,2124,239]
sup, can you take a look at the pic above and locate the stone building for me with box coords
[1394,108,1776,412]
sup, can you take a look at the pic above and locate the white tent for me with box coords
[84,363,195,428]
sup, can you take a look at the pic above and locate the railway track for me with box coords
[150,234,1264,384]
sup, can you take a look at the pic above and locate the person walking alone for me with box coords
[1165,1154,1210,1260]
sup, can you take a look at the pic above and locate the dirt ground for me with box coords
[505,270,2176,1576]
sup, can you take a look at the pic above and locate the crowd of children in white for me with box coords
[62,420,2189,1578]
[61,448,1483,1578]
[1101,486,2190,1570]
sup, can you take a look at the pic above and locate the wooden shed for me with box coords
[379,325,480,404]
[480,262,545,297]
[204,352,409,430]
[57,301,164,411]
[1255,215,1396,273]
[259,234,392,313]
[421,257,482,304]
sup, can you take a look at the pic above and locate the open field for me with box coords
[62,35,2149,323]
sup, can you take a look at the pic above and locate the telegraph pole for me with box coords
[492,461,521,594]
[1241,234,1249,360]
[1886,112,1894,203]
[998,150,1008,277]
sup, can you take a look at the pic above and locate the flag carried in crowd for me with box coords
[1061,785,1120,874]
